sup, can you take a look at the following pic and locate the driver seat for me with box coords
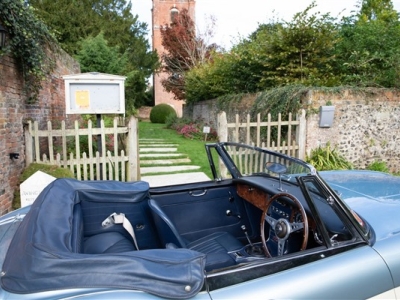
[148,199,242,271]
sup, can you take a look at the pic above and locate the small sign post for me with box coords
[203,126,210,142]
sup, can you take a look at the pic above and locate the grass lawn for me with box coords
[138,121,214,178]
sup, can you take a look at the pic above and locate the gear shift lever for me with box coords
[242,225,264,256]
[241,225,254,246]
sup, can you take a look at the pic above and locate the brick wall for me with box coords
[0,50,80,215]
[184,88,400,173]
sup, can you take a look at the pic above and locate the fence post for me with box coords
[127,116,139,181]
[24,121,33,166]
[217,111,228,142]
[297,109,306,160]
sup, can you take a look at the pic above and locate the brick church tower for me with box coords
[152,0,195,117]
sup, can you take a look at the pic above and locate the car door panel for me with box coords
[150,181,253,242]
[372,234,400,298]
[208,246,395,299]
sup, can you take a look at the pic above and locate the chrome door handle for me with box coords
[189,189,207,197]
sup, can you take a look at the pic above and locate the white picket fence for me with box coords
[217,110,306,159]
[24,116,139,181]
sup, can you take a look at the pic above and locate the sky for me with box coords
[130,0,400,49]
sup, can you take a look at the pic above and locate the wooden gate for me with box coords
[217,110,306,159]
[24,116,139,181]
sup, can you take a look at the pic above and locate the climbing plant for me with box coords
[0,0,56,103]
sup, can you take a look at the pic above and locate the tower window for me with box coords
[170,7,179,23]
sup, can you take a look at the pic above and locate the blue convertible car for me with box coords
[0,142,400,299]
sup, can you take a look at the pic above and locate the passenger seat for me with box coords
[148,199,242,271]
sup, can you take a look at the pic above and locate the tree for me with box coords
[334,15,400,87]
[332,0,400,87]
[29,0,159,112]
[185,1,400,104]
[160,9,214,100]
[75,33,125,74]
[75,33,156,113]
[185,3,341,103]
[254,3,340,88]
[358,0,399,23]
[185,40,265,103]
[29,0,144,55]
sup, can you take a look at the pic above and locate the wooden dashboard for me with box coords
[236,184,270,211]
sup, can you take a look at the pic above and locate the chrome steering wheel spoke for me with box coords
[277,238,287,256]
[265,215,277,227]
[290,221,304,232]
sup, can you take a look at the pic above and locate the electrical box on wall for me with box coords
[319,106,335,128]
[63,72,126,115]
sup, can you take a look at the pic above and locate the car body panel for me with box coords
[1,144,400,299]
[372,234,400,295]
[321,170,400,240]
[321,170,400,292]
[0,288,212,300]
[0,207,29,270]
[209,246,395,299]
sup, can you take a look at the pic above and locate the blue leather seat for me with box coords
[72,204,136,254]
[148,199,242,271]
[84,232,136,254]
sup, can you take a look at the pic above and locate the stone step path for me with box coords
[139,138,210,187]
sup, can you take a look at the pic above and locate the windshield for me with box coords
[216,143,315,182]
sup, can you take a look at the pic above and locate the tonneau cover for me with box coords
[1,178,205,299]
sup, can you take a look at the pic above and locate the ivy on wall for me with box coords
[0,0,56,103]
[215,85,387,122]
[215,85,310,121]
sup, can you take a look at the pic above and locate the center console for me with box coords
[230,242,266,263]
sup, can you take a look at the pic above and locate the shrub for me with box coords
[306,143,353,171]
[366,160,389,173]
[167,117,218,141]
[150,104,177,124]
[165,113,179,128]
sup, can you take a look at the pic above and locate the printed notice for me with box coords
[75,90,90,109]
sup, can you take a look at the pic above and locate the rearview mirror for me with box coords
[265,162,287,174]
[266,162,287,191]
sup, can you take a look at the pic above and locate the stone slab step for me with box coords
[140,153,185,158]
[139,139,173,142]
[140,148,177,153]
[141,172,211,187]
[140,158,191,165]
[140,144,178,148]
[141,165,200,174]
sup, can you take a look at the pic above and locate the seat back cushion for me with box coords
[71,204,83,253]
[148,199,187,248]
[80,194,160,250]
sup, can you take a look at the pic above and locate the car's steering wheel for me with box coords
[260,192,309,257]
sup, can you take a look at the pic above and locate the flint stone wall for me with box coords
[183,88,400,173]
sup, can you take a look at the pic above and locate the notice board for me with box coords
[64,73,126,115]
